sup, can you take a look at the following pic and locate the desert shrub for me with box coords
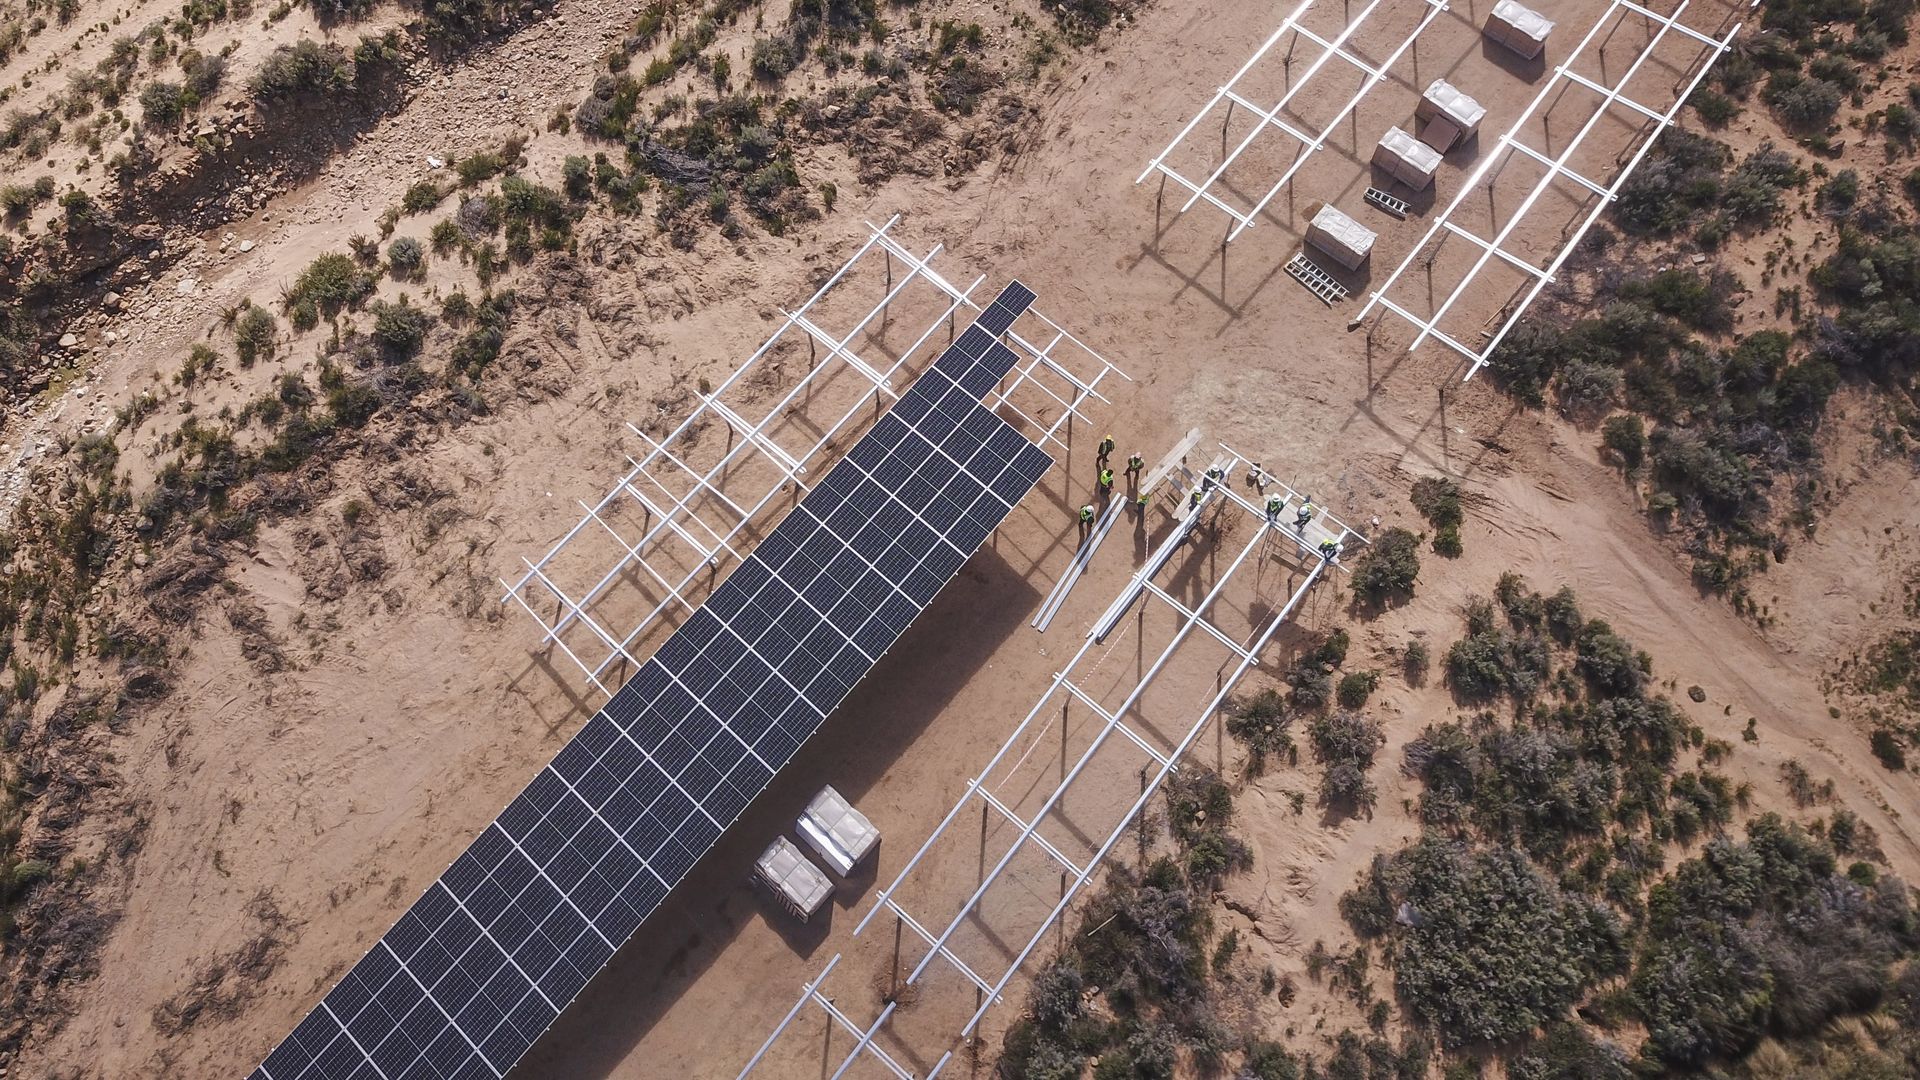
[1403,639,1430,683]
[138,79,187,127]
[448,290,515,380]
[284,252,374,324]
[1350,527,1420,604]
[233,303,277,367]
[561,155,592,199]
[1768,76,1844,129]
[1555,358,1623,416]
[1650,426,1751,517]
[1574,620,1645,698]
[253,39,353,98]
[1353,837,1628,1046]
[1613,129,1730,235]
[1409,476,1463,530]
[455,149,509,187]
[401,180,444,214]
[1336,670,1379,709]
[1818,169,1861,219]
[1507,1023,1632,1080]
[1167,769,1253,887]
[1632,815,1916,1067]
[1691,87,1739,127]
[1720,144,1802,225]
[1870,728,1907,770]
[1446,609,1552,704]
[386,236,424,278]
[1309,710,1384,812]
[1224,689,1293,774]
[369,298,431,360]
[750,36,798,80]
[1543,587,1583,645]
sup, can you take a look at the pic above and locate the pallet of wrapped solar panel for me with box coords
[755,836,834,921]
[797,785,879,876]
[1305,204,1378,272]
[1485,0,1554,60]
[1415,79,1487,151]
[1372,127,1442,191]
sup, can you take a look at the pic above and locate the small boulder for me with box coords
[58,332,79,348]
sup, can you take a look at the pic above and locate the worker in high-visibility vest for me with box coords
[1099,468,1114,493]
[1266,496,1284,522]
[1097,435,1115,464]
[1296,498,1315,530]
[1126,452,1144,476]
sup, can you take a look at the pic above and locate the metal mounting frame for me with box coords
[739,449,1367,1079]
[1135,0,1449,241]
[1356,0,1749,380]
[499,217,1127,698]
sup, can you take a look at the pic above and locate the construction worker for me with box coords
[1247,460,1264,486]
[1097,434,1115,464]
[1099,467,1114,493]
[1188,488,1203,510]
[1266,495,1284,522]
[1296,497,1315,531]
[1202,465,1223,492]
[1319,538,1340,561]
[1136,491,1150,512]
[1079,504,1096,524]
[1126,452,1144,477]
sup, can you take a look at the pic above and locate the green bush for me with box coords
[1352,837,1628,1046]
[1350,527,1420,604]
[1224,689,1293,773]
[386,235,424,278]
[1691,87,1739,126]
[1336,670,1379,709]
[369,298,431,359]
[1768,76,1844,129]
[233,304,277,367]
[1631,815,1915,1067]
[138,79,187,127]
[1600,416,1645,469]
[284,252,375,322]
[1870,728,1907,770]
[253,39,353,98]
[401,180,444,214]
[1574,620,1645,698]
[1309,710,1384,812]
[562,155,592,199]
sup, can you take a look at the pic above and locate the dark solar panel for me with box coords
[254,282,1048,1080]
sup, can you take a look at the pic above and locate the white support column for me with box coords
[1467,19,1737,378]
[1175,0,1392,216]
[1358,0,1741,376]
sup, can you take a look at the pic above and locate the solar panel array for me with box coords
[254,282,1050,1080]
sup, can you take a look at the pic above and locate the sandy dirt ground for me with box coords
[9,0,1920,1076]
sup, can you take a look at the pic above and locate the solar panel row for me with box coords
[254,282,1049,1080]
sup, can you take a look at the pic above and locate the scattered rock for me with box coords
[176,277,198,296]
[103,290,123,312]
[239,239,256,253]
[1687,685,1707,702]
[58,332,79,348]
[104,330,119,345]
